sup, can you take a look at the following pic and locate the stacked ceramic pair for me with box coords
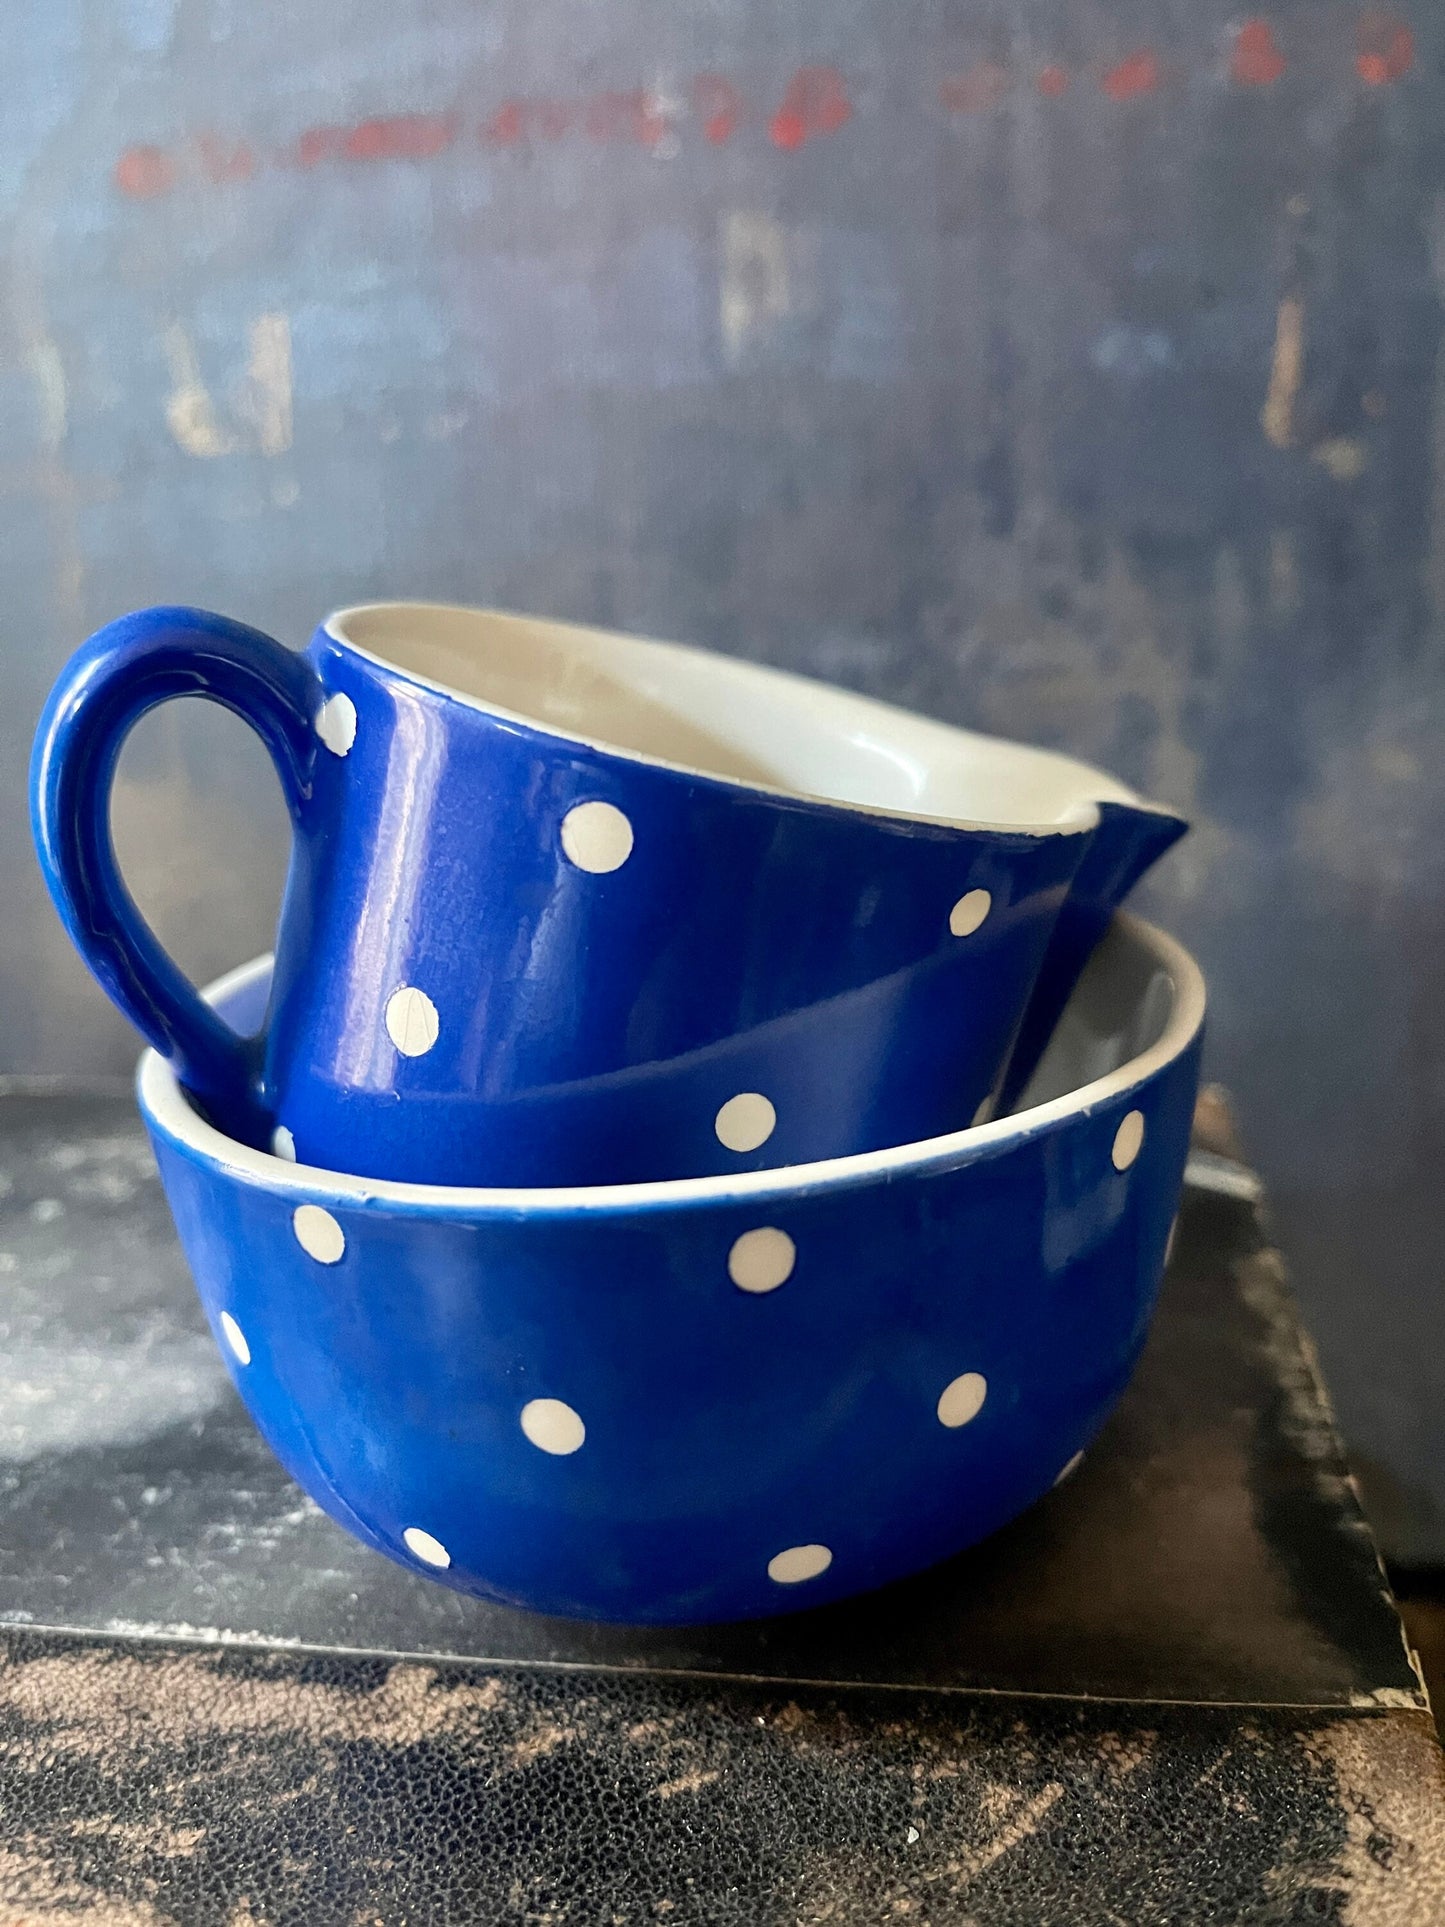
[32,603,1203,1624]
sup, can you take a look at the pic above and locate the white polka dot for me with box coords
[385,985,440,1058]
[728,1227,796,1294]
[292,1203,345,1264]
[1165,1213,1180,1268]
[970,1094,996,1128]
[520,1397,586,1456]
[1054,1451,1085,1488]
[271,1125,297,1162]
[316,691,357,757]
[949,888,992,937]
[768,1543,833,1585]
[219,1311,250,1366]
[560,800,634,873]
[403,1526,451,1569]
[715,1092,776,1154]
[1112,1109,1146,1171]
[936,1371,988,1428]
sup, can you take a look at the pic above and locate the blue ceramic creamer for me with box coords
[34,602,1185,1185]
[137,914,1204,1624]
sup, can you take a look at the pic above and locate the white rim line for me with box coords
[136,914,1204,1219]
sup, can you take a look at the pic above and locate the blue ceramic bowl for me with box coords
[37,602,1185,1187]
[137,913,1204,1626]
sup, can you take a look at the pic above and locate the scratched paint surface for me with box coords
[1,2,1443,1553]
[6,1634,1445,1921]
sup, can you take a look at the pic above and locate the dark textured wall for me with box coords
[3,1,1443,1553]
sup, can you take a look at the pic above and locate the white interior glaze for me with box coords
[325,602,1154,835]
[137,915,1206,1216]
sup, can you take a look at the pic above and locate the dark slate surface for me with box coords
[0,1086,1422,1710]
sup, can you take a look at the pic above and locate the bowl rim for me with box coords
[136,912,1205,1219]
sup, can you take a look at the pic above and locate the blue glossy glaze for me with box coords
[30,608,319,1139]
[138,916,1204,1626]
[35,602,1186,1186]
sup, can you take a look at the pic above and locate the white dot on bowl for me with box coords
[271,1125,297,1162]
[768,1543,833,1585]
[1165,1213,1180,1268]
[316,691,357,757]
[949,888,992,938]
[385,985,440,1058]
[292,1203,345,1264]
[715,1092,776,1154]
[728,1227,796,1294]
[520,1397,586,1456]
[403,1526,451,1568]
[219,1311,250,1366]
[1112,1109,1146,1171]
[936,1371,988,1428]
[560,800,634,874]
[1054,1450,1085,1488]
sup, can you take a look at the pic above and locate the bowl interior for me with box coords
[1015,918,1180,1111]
